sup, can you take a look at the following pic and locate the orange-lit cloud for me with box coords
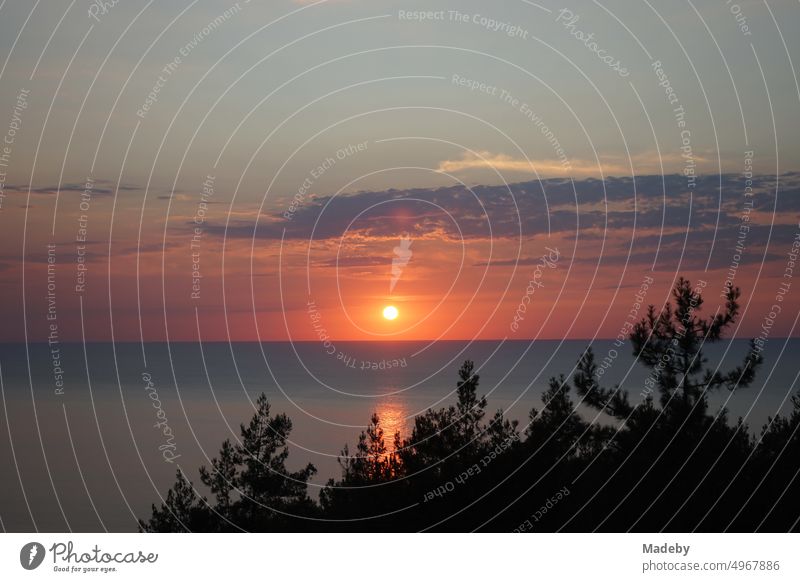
[436,150,716,178]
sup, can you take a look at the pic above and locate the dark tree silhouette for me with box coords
[395,360,518,476]
[632,278,761,411]
[319,413,401,522]
[139,470,207,532]
[560,279,765,530]
[140,393,316,532]
[141,281,800,532]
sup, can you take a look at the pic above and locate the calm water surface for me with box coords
[1,339,797,531]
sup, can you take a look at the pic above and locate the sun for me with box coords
[382,305,399,320]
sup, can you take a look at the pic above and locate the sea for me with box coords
[0,339,797,531]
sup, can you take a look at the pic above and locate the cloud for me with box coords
[436,150,628,177]
[436,150,715,178]
[2,180,141,197]
[195,172,799,270]
[313,255,388,268]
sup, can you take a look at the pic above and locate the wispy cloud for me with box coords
[436,150,603,176]
[436,150,716,178]
[2,180,141,197]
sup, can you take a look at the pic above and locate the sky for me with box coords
[0,0,798,342]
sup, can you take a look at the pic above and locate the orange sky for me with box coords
[4,173,798,343]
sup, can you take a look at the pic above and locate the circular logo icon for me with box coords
[20,542,46,570]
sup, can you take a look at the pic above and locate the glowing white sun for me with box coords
[382,305,399,320]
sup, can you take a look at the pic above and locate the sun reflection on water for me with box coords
[373,396,409,453]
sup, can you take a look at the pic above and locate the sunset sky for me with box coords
[0,0,798,342]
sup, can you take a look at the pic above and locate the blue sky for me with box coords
[1,0,798,203]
